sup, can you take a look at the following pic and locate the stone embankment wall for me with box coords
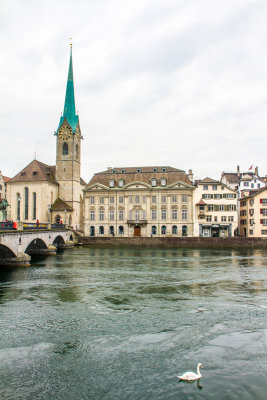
[79,236,267,248]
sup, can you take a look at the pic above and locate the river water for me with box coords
[0,246,267,400]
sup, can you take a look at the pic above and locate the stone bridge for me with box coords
[0,230,75,266]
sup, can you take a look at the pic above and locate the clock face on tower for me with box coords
[58,125,72,139]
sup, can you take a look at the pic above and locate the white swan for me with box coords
[177,363,204,381]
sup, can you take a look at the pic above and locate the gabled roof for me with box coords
[196,199,207,205]
[221,172,239,183]
[86,166,192,188]
[239,186,267,200]
[196,177,220,184]
[50,198,73,211]
[80,177,87,186]
[8,160,57,184]
[3,176,11,183]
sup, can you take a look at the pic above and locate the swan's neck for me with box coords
[197,365,201,377]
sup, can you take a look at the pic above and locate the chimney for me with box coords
[237,165,240,177]
[255,166,258,176]
[188,169,194,183]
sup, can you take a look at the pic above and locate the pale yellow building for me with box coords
[194,178,238,237]
[239,187,267,237]
[83,166,195,237]
[6,45,85,229]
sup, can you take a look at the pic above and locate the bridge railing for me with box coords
[0,221,67,231]
[23,222,49,230]
[0,221,16,230]
[51,223,66,229]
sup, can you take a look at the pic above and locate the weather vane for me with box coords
[69,37,72,47]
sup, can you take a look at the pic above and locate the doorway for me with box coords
[134,226,141,236]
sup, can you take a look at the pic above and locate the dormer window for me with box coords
[162,168,166,172]
[137,168,142,173]
[112,169,117,173]
[32,171,38,176]
[161,178,167,186]
[109,179,115,188]
[153,168,158,172]
[121,169,126,173]
[21,172,26,176]
[151,178,157,187]
[118,179,124,187]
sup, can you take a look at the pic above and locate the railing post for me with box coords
[17,222,23,231]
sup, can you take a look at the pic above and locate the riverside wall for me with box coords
[79,236,267,248]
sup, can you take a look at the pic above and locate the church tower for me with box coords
[55,44,83,229]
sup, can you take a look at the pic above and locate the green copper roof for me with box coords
[56,46,79,133]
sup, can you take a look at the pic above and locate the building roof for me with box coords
[86,166,192,188]
[3,176,11,183]
[56,45,79,133]
[195,177,221,184]
[196,199,207,205]
[80,177,87,186]
[8,160,58,184]
[239,187,267,200]
[221,172,239,183]
[50,198,74,211]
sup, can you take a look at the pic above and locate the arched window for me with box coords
[76,144,78,158]
[63,142,68,155]
[17,193,21,221]
[119,226,124,235]
[152,225,157,235]
[90,226,95,236]
[182,225,188,236]
[69,215,72,227]
[172,225,177,235]
[135,210,140,221]
[24,187,29,220]
[109,226,114,235]
[55,215,61,223]
[161,225,166,235]
[99,226,104,235]
[32,192,37,220]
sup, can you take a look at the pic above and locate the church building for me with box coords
[7,45,85,230]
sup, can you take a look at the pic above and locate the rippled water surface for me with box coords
[1,246,267,399]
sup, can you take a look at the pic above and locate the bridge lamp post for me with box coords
[17,194,21,222]
[48,205,51,223]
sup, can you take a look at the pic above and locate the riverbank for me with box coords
[79,236,267,248]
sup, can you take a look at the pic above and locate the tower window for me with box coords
[63,142,68,155]
[76,144,78,158]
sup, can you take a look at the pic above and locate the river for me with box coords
[0,246,267,399]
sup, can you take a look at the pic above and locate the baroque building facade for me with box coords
[83,167,195,237]
[7,45,85,229]
[239,187,267,237]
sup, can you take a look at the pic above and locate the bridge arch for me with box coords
[0,244,16,259]
[25,238,48,255]
[53,235,65,248]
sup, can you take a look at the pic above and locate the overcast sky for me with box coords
[1,0,267,182]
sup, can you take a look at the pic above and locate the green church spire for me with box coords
[57,44,79,133]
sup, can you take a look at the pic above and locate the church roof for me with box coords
[56,45,79,133]
[50,198,73,211]
[8,160,58,184]
[86,166,192,188]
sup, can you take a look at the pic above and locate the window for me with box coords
[32,171,38,176]
[228,216,234,222]
[172,209,178,219]
[119,196,124,203]
[63,142,68,155]
[221,216,227,222]
[161,178,167,186]
[90,196,95,204]
[121,169,126,173]
[182,195,187,203]
[203,185,208,190]
[90,210,95,220]
[142,196,146,203]
[17,193,21,221]
[119,210,124,220]
[152,196,157,203]
[129,211,133,220]
[249,229,254,235]
[152,225,157,235]
[151,209,157,220]
[206,215,212,222]
[135,210,140,221]
[214,194,220,199]
[161,225,166,234]
[99,197,104,204]
[109,210,115,220]
[162,167,167,172]
[109,226,114,235]
[99,226,104,235]
[262,199,267,205]
[76,144,78,158]
[24,187,29,220]
[214,216,218,222]
[219,205,224,211]
[261,219,267,225]
[199,205,205,211]
[161,196,166,203]
[32,192,36,220]
[249,219,254,226]
[109,179,115,188]
[151,178,157,187]
[129,196,133,203]
[135,196,140,203]
[202,194,212,199]
[249,199,254,206]
[153,168,158,172]
[225,193,235,198]
[244,182,249,187]
[172,225,177,234]
[208,205,214,211]
[109,197,114,204]
[261,209,267,215]
[182,209,187,220]
[161,209,167,220]
[240,210,247,216]
[212,185,217,190]
[249,209,254,216]
[142,211,146,220]
[182,225,187,236]
[228,205,236,211]
[240,201,246,207]
[119,226,124,235]
[112,169,117,173]
[99,210,104,220]
[118,179,124,187]
[261,230,267,235]
[136,168,142,173]
[90,226,95,236]
[172,195,177,203]
[251,184,254,188]
[258,184,261,188]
